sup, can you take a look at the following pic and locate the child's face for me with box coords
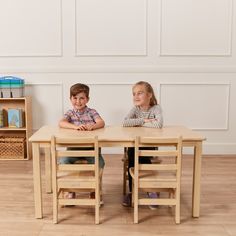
[132,85,151,107]
[70,92,89,111]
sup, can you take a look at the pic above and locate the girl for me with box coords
[122,81,163,209]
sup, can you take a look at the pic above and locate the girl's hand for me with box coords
[144,118,155,123]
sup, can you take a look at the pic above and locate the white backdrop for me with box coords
[0,0,236,154]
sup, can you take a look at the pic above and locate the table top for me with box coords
[29,125,205,143]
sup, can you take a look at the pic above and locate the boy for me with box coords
[59,83,105,199]
[59,83,105,132]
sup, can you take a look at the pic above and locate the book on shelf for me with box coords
[8,108,23,128]
[0,109,3,128]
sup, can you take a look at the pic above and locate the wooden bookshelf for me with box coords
[0,97,32,160]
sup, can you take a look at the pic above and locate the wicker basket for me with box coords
[0,136,25,159]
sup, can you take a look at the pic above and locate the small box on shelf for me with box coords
[0,76,24,98]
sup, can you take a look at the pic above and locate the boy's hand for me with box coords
[85,124,94,131]
[76,125,87,131]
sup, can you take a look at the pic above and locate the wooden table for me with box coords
[29,125,205,219]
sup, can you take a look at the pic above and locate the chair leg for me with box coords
[131,182,134,207]
[95,171,102,224]
[134,200,138,223]
[123,157,127,195]
[53,191,58,224]
[99,169,103,201]
[175,189,180,224]
[123,174,126,195]
[95,193,100,224]
[45,147,52,193]
[175,204,180,224]
[134,186,138,224]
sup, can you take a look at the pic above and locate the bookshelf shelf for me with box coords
[0,127,27,131]
[0,97,32,160]
[0,98,26,101]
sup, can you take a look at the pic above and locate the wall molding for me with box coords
[25,82,64,112]
[203,142,236,154]
[2,65,236,73]
[0,0,63,57]
[159,0,233,57]
[74,0,148,56]
[159,82,230,130]
[25,83,64,129]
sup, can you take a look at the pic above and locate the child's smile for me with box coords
[71,92,89,112]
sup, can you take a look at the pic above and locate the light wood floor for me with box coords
[0,154,236,236]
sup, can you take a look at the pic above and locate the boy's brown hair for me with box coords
[70,83,90,98]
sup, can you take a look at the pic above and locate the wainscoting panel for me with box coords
[160,0,232,56]
[25,83,63,129]
[0,0,62,57]
[75,0,147,56]
[159,83,230,130]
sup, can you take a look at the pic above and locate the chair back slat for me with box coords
[140,137,180,144]
[139,163,177,171]
[57,150,95,158]
[58,164,95,171]
[55,137,96,145]
[139,150,178,157]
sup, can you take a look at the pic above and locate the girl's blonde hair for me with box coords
[133,81,158,106]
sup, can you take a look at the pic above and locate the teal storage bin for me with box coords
[0,76,25,98]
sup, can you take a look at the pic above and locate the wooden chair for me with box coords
[51,136,101,224]
[130,136,182,224]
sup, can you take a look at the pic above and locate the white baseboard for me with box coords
[202,143,236,155]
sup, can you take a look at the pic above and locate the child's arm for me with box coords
[86,117,105,131]
[59,118,87,130]
[84,109,105,131]
[143,117,162,128]
[143,105,163,128]
[123,107,145,127]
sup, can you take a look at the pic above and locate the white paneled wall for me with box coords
[0,0,236,154]
[0,0,62,56]
[75,0,147,56]
[24,83,64,129]
[160,0,232,56]
[160,83,230,130]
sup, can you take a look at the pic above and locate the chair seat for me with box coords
[57,171,96,189]
[130,167,176,182]
[58,170,95,179]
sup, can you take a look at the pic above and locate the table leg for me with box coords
[32,143,43,218]
[192,141,202,217]
[45,147,52,193]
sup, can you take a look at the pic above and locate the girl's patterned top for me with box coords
[123,105,163,128]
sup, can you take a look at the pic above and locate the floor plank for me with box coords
[0,154,235,236]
